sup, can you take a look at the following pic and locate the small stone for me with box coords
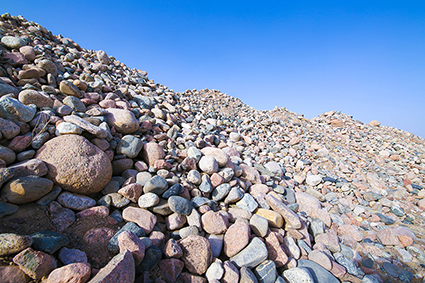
[31,230,69,254]
[199,156,219,174]
[1,36,26,49]
[308,249,332,271]
[0,96,36,123]
[118,183,144,202]
[240,266,259,283]
[162,183,183,199]
[253,260,276,283]
[187,169,202,184]
[249,214,269,237]
[237,193,259,212]
[212,183,231,201]
[58,247,88,265]
[0,265,28,283]
[225,186,244,204]
[1,175,53,204]
[109,222,145,253]
[230,237,268,268]
[138,192,160,208]
[0,145,16,165]
[164,238,183,258]
[199,174,213,193]
[315,230,340,253]
[122,207,157,235]
[254,208,283,228]
[166,213,187,230]
[179,235,213,275]
[0,233,33,256]
[118,231,145,265]
[116,135,143,158]
[13,248,56,280]
[60,80,81,97]
[297,259,340,283]
[0,201,19,218]
[283,267,314,283]
[144,175,169,195]
[57,192,96,211]
[202,211,229,235]
[206,261,224,282]
[168,195,193,215]
[266,194,302,229]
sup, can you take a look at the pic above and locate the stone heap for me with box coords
[0,13,424,283]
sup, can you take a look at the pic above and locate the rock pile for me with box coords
[0,12,425,283]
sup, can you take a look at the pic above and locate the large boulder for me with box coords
[35,135,112,194]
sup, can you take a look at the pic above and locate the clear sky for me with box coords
[4,1,425,138]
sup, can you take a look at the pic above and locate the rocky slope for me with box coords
[0,12,425,283]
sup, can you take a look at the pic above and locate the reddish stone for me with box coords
[45,262,91,283]
[264,232,289,267]
[223,222,250,257]
[210,173,224,188]
[117,183,143,202]
[150,231,166,247]
[76,206,109,218]
[158,259,184,283]
[8,134,32,152]
[201,211,229,235]
[176,272,207,283]
[179,235,213,275]
[118,231,145,265]
[164,238,183,258]
[122,207,157,235]
[141,142,165,167]
[89,250,135,283]
[154,159,173,170]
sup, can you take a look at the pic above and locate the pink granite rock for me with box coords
[88,250,135,283]
[122,207,157,235]
[45,262,91,283]
[223,221,250,257]
[179,235,213,275]
[201,211,229,235]
[13,248,56,280]
[118,231,145,265]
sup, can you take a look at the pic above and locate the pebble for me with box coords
[138,192,160,208]
[237,193,259,212]
[168,195,193,215]
[179,235,213,275]
[249,214,269,237]
[31,230,70,254]
[253,260,276,283]
[57,192,96,211]
[45,262,91,283]
[116,134,143,158]
[58,247,88,265]
[283,267,315,283]
[230,237,268,268]
[118,231,145,265]
[0,233,33,256]
[297,259,340,283]
[206,261,224,282]
[144,175,169,195]
[13,248,56,280]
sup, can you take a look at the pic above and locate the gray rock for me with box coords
[382,262,413,281]
[212,183,231,201]
[253,260,276,283]
[309,218,325,237]
[225,186,244,204]
[240,266,259,283]
[143,175,168,195]
[31,230,70,254]
[36,186,62,206]
[282,267,314,283]
[249,214,269,237]
[0,201,19,218]
[206,261,224,282]
[230,237,268,268]
[187,146,202,162]
[0,81,19,97]
[138,192,159,208]
[116,135,143,159]
[62,96,86,112]
[168,196,193,215]
[207,234,223,258]
[1,36,26,49]
[237,193,258,213]
[0,96,36,123]
[297,259,339,283]
[162,183,183,199]
[335,255,358,276]
[199,174,213,193]
[57,192,96,211]
[0,145,16,165]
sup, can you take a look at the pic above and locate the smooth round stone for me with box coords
[0,201,19,218]
[138,192,160,208]
[207,234,223,258]
[18,89,53,108]
[1,36,26,49]
[56,105,73,116]
[224,187,244,204]
[391,206,405,217]
[59,80,81,97]
[36,186,62,206]
[236,193,258,213]
[254,260,276,283]
[297,259,339,283]
[116,135,143,159]
[31,231,70,254]
[168,196,193,215]
[206,262,224,282]
[1,176,53,204]
[335,255,358,276]
[98,193,130,208]
[16,150,35,162]
[101,180,120,195]
[212,183,231,201]
[57,192,96,211]
[162,183,183,199]
[187,170,201,185]
[283,267,314,283]
[0,145,16,165]
[382,262,413,281]
[198,156,219,174]
[0,233,33,256]
[143,175,168,195]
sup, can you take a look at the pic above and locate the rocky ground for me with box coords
[0,12,424,283]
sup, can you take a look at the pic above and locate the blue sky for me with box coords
[4,1,425,138]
